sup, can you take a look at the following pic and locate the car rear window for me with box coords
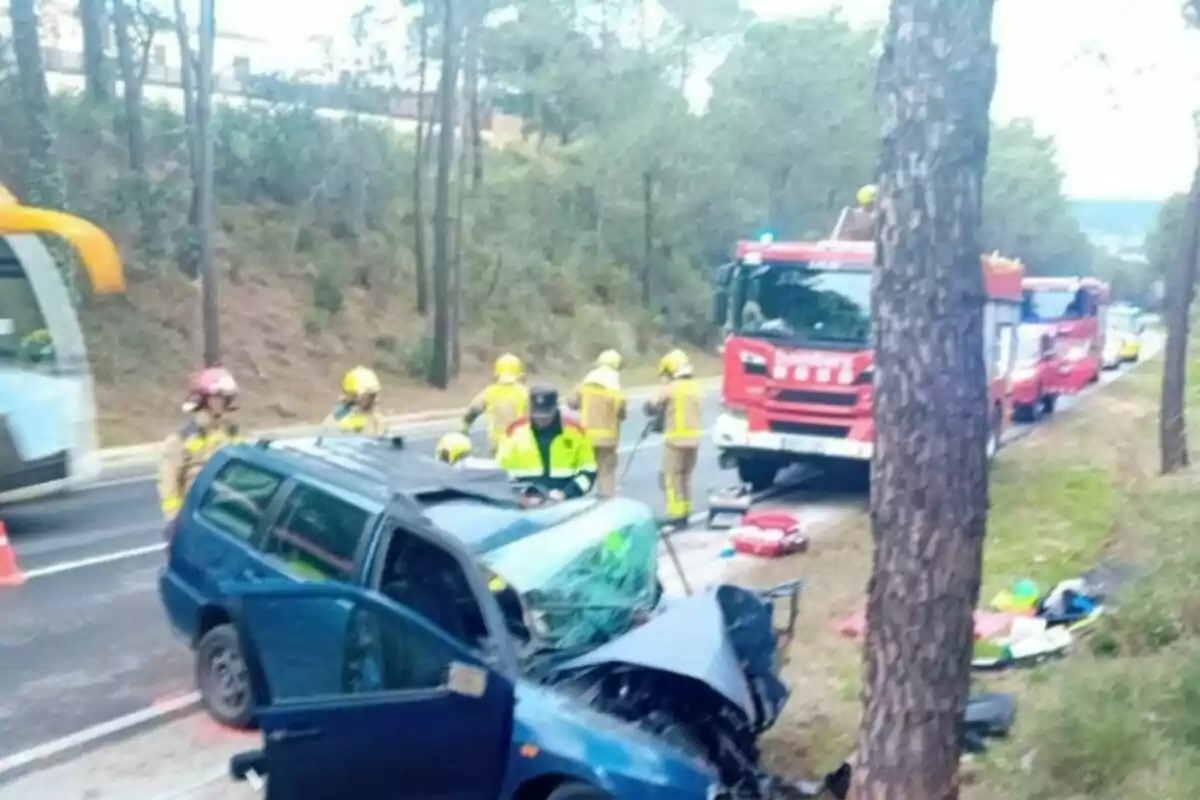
[198,460,284,541]
[263,485,370,581]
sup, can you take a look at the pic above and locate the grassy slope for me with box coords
[713,350,1198,794]
[80,204,720,446]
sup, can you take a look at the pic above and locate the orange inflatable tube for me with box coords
[0,185,125,294]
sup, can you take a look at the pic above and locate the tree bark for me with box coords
[464,3,483,189]
[1158,151,1200,474]
[173,0,201,277]
[80,0,114,102]
[10,0,67,212]
[428,0,460,389]
[112,0,158,251]
[196,0,219,366]
[412,5,430,314]
[852,1,998,798]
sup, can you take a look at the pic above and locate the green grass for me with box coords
[966,352,1200,800]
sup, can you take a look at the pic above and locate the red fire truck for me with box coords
[1020,276,1111,394]
[711,238,1024,490]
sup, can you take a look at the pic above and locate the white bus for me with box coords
[0,188,124,502]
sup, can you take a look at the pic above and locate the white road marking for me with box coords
[0,691,200,779]
[21,543,167,580]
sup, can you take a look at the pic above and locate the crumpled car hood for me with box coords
[548,584,792,792]
[556,584,788,730]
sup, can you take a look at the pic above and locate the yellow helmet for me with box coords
[342,366,381,398]
[435,432,473,465]
[494,353,524,383]
[856,184,878,207]
[595,349,622,370]
[658,349,691,378]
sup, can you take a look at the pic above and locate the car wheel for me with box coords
[1012,403,1034,424]
[196,623,255,729]
[546,783,611,800]
[1041,393,1057,416]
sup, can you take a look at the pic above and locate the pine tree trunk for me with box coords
[641,170,653,307]
[173,0,201,278]
[10,0,67,212]
[413,5,430,314]
[1159,152,1200,474]
[112,0,158,252]
[464,7,483,189]
[428,0,460,389]
[852,1,998,797]
[80,0,114,102]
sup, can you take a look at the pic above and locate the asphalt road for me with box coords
[0,348,1155,765]
[0,394,733,761]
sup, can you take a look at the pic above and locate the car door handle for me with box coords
[266,726,322,744]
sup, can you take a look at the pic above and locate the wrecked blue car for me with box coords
[220,441,810,799]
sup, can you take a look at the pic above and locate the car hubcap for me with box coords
[208,647,248,714]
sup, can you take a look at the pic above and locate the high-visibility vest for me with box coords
[498,420,597,496]
[663,378,702,446]
[578,383,624,447]
[481,383,529,446]
[328,403,381,434]
[158,421,240,516]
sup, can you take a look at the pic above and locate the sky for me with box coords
[208,0,1200,200]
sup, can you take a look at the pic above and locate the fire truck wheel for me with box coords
[736,458,780,492]
[1012,403,1035,424]
[986,405,1002,461]
[1041,393,1057,416]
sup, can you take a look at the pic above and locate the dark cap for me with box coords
[530,386,559,413]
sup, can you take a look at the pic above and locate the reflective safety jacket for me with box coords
[324,402,383,435]
[157,420,241,518]
[644,377,702,448]
[465,383,530,451]
[497,417,597,497]
[567,369,626,448]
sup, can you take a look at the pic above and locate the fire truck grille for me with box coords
[773,389,858,407]
[768,420,851,438]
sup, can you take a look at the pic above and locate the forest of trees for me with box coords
[2,0,1100,389]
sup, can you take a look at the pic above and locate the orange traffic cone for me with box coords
[0,522,25,587]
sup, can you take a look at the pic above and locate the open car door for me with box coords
[228,581,514,800]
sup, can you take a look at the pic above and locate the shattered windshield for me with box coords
[735,262,872,348]
[480,497,660,655]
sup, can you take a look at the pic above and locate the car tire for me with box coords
[196,623,255,729]
[736,458,779,492]
[546,783,611,800]
[1012,403,1034,424]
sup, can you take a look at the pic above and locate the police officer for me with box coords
[497,386,597,502]
[644,350,702,531]
[325,366,383,434]
[566,349,626,497]
[158,367,241,520]
[463,354,530,456]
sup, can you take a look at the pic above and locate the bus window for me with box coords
[0,242,55,367]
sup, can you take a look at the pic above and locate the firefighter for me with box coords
[434,432,499,470]
[463,354,530,456]
[566,349,626,497]
[644,349,702,531]
[158,367,241,521]
[325,366,383,434]
[839,183,877,241]
[497,386,597,502]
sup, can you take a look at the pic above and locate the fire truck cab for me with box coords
[711,239,1023,490]
[1020,276,1110,394]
